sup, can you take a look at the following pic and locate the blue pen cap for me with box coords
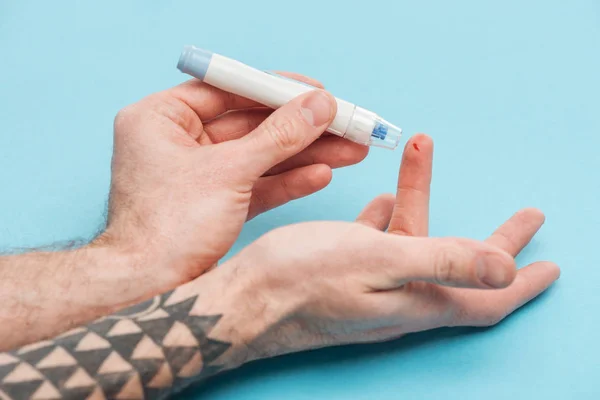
[177,45,213,81]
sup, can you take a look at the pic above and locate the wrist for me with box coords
[89,229,183,291]
[201,257,296,367]
[175,260,281,371]
[93,226,218,287]
[0,242,177,349]
[70,243,168,312]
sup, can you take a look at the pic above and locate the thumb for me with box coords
[377,236,517,290]
[233,89,336,178]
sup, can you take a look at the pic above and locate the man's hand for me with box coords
[216,134,560,360]
[0,80,367,349]
[100,76,367,282]
[0,135,559,397]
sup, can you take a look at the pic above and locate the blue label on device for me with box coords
[372,122,388,139]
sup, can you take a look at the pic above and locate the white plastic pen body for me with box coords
[177,45,402,149]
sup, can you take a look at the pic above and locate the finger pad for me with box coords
[407,134,434,152]
[401,135,434,169]
[518,207,546,226]
[303,164,332,190]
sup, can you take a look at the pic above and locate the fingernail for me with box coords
[476,255,509,288]
[301,91,333,127]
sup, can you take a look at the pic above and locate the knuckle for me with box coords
[279,175,293,200]
[152,94,197,130]
[433,242,461,285]
[114,94,197,138]
[494,230,518,250]
[251,189,270,215]
[399,182,426,197]
[113,104,139,133]
[263,115,301,152]
[434,257,453,285]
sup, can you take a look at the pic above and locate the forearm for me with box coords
[0,243,179,350]
[0,269,255,400]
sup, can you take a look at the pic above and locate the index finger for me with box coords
[388,134,433,236]
[168,72,324,121]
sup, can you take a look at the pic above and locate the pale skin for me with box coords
[0,74,369,349]
[0,134,559,400]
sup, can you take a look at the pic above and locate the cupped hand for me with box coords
[222,134,560,360]
[100,75,367,284]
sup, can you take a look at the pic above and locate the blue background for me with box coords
[1,0,598,398]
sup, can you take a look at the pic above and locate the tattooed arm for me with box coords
[0,245,179,350]
[0,269,251,400]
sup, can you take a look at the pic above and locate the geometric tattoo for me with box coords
[0,290,231,399]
